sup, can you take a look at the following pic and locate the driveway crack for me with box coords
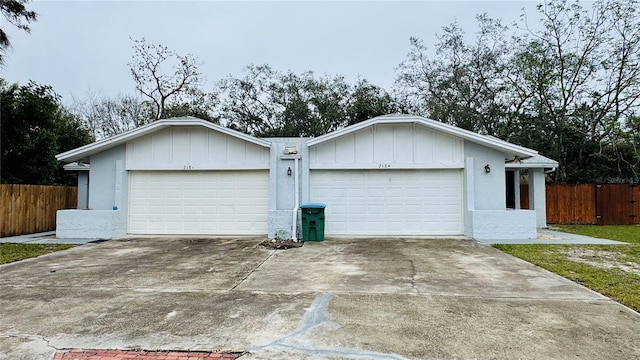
[0,332,58,351]
[407,259,421,296]
[230,250,276,291]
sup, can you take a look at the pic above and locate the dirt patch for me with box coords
[561,248,640,276]
[537,233,566,240]
[259,239,304,250]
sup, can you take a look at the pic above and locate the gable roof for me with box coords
[306,114,541,159]
[56,117,271,162]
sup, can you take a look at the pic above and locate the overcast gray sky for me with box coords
[2,1,540,103]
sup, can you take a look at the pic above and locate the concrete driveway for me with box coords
[1,237,638,360]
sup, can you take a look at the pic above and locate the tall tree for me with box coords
[395,0,640,183]
[128,38,202,120]
[347,79,400,125]
[1,80,92,185]
[396,15,512,136]
[70,91,218,141]
[0,0,37,65]
[70,93,153,140]
[162,89,219,123]
[215,65,351,137]
[506,0,640,182]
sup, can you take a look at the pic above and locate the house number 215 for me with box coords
[378,164,391,168]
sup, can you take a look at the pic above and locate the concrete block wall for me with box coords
[56,209,126,239]
[470,209,537,240]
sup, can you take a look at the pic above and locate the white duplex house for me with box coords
[56,114,557,241]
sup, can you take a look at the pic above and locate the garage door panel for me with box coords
[331,222,349,232]
[129,170,268,235]
[310,170,462,235]
[166,222,182,231]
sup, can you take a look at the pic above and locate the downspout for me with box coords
[292,157,300,241]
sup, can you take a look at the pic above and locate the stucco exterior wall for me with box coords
[463,157,474,237]
[89,145,126,210]
[513,171,521,210]
[464,142,506,210]
[266,138,308,239]
[77,171,89,210]
[56,145,129,239]
[56,209,125,239]
[529,168,548,227]
[461,141,538,239]
[469,210,537,240]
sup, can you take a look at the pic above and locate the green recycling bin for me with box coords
[300,203,326,242]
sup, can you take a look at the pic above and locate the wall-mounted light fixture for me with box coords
[484,164,491,173]
[287,167,292,176]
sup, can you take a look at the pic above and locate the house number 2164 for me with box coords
[378,164,391,168]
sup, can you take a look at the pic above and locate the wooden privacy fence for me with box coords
[0,184,77,237]
[521,183,640,225]
[594,184,640,225]
[545,184,598,224]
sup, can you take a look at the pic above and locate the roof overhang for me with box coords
[505,154,559,169]
[63,162,90,171]
[306,114,540,159]
[56,117,271,163]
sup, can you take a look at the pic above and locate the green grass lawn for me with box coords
[0,243,75,265]
[553,224,640,244]
[494,225,640,312]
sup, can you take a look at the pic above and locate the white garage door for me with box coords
[310,170,463,235]
[129,170,268,235]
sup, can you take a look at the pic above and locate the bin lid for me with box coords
[300,202,326,209]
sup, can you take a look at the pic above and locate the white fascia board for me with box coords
[482,134,539,156]
[506,162,558,169]
[56,117,270,162]
[305,115,539,158]
[415,118,538,157]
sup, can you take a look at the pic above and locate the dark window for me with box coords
[505,171,516,209]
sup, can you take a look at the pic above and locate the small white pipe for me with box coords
[292,157,300,241]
